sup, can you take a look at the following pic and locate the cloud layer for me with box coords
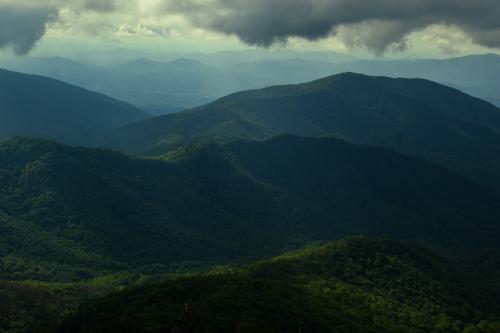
[0,0,123,54]
[0,4,58,55]
[162,0,500,54]
[1,0,500,55]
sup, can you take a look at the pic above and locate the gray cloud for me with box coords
[0,0,122,55]
[2,0,499,56]
[162,0,500,54]
[0,5,59,55]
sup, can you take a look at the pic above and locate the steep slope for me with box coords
[54,237,500,333]
[223,135,500,246]
[0,137,311,281]
[102,73,500,190]
[2,136,499,282]
[0,69,148,145]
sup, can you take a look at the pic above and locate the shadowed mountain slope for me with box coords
[0,69,148,145]
[101,73,500,191]
[1,136,499,282]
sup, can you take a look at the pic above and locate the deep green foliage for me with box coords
[2,68,500,333]
[101,73,500,191]
[0,69,148,145]
[0,273,149,333]
[0,137,303,281]
[1,136,500,284]
[0,281,99,333]
[224,135,500,246]
[54,237,500,333]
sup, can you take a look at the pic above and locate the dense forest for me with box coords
[2,0,500,329]
[1,70,500,333]
[54,237,500,333]
[1,136,499,283]
[0,136,500,332]
[101,73,500,193]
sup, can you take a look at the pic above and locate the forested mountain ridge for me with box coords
[2,53,499,110]
[2,71,500,333]
[54,237,500,333]
[1,135,499,284]
[101,73,500,192]
[0,69,149,145]
[0,137,307,281]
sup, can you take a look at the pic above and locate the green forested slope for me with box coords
[101,73,500,190]
[54,237,500,333]
[0,137,308,281]
[224,135,500,246]
[1,136,499,284]
[0,69,148,145]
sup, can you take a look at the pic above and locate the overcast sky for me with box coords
[1,0,499,59]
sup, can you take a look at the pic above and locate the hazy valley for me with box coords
[1,52,499,114]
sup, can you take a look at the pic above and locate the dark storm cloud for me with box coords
[0,5,59,55]
[163,0,500,54]
[0,0,121,55]
[2,0,499,56]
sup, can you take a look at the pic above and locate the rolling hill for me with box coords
[0,69,148,145]
[101,73,500,191]
[54,237,500,333]
[1,136,499,283]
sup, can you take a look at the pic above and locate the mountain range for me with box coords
[2,65,500,333]
[0,69,148,145]
[101,73,500,192]
[2,53,499,112]
[1,135,499,283]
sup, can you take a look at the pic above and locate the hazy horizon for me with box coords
[2,0,500,61]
